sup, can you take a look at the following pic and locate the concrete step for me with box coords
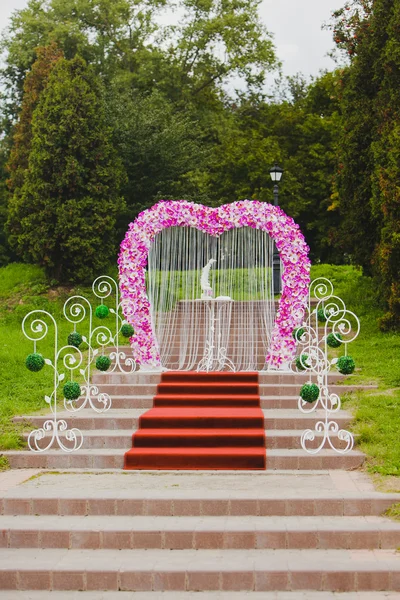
[2,471,398,517]
[156,382,259,395]
[0,547,400,591]
[3,448,364,470]
[92,372,347,385]
[2,514,400,550]
[22,429,352,450]
[2,492,398,518]
[92,383,369,396]
[14,408,354,431]
[78,394,361,410]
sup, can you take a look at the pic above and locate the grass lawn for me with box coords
[0,261,400,479]
[0,263,119,463]
[311,264,400,478]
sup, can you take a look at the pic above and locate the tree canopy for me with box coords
[7,55,126,281]
[330,0,400,328]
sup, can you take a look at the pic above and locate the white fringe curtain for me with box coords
[147,226,277,371]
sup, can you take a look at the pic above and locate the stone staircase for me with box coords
[1,469,400,594]
[2,361,399,595]
[4,367,368,470]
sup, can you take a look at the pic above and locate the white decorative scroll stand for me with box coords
[197,298,235,372]
[294,277,360,455]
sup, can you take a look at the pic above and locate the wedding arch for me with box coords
[118,200,310,370]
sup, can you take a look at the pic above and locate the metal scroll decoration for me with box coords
[22,310,84,453]
[63,276,136,414]
[22,276,137,453]
[293,277,360,455]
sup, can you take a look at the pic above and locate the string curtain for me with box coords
[147,226,278,371]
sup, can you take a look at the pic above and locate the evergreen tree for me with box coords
[7,55,126,282]
[7,42,63,194]
[331,0,400,328]
[4,43,63,264]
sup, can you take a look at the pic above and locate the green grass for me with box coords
[0,263,119,452]
[385,502,400,520]
[344,390,400,476]
[310,264,400,477]
[311,264,400,388]
[148,266,274,311]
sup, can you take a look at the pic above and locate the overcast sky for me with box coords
[0,0,346,78]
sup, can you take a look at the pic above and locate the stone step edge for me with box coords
[2,515,400,545]
[2,448,364,456]
[2,494,397,517]
[13,408,355,418]
[2,514,397,527]
[21,429,356,438]
[0,548,400,592]
[0,453,366,474]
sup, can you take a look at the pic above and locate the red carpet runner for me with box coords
[124,371,266,470]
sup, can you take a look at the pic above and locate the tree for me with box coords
[7,55,126,282]
[0,0,277,121]
[105,84,212,224]
[330,0,400,328]
[0,139,16,265]
[203,72,342,262]
[2,43,63,266]
[6,43,63,194]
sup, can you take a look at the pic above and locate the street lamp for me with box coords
[269,163,284,206]
[269,163,284,294]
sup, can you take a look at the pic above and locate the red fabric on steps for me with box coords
[124,371,266,470]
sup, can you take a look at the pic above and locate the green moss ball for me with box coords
[317,308,327,322]
[95,305,109,319]
[292,327,305,341]
[25,353,45,372]
[67,332,83,348]
[121,323,134,338]
[95,355,112,371]
[337,355,355,375]
[327,333,343,348]
[300,383,320,403]
[63,381,81,400]
[295,353,311,371]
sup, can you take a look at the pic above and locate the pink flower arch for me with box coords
[118,200,311,369]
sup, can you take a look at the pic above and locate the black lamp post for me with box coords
[269,163,284,294]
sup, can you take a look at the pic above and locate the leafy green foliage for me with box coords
[203,72,342,261]
[106,86,211,221]
[25,353,45,372]
[337,355,355,375]
[0,140,15,265]
[330,0,400,327]
[3,43,63,268]
[7,56,126,282]
[0,0,277,117]
[6,43,63,195]
[300,383,319,403]
[95,355,111,371]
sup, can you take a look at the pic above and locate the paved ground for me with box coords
[0,468,379,499]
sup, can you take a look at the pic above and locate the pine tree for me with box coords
[7,55,126,282]
[7,43,64,193]
[5,43,63,256]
